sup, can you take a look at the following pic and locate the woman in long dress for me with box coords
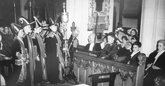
[45,24,62,84]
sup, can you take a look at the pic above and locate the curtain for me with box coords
[66,0,90,45]
[66,0,114,45]
[140,0,165,56]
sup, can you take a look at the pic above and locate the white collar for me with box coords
[158,50,165,54]
[131,51,139,57]
[89,43,94,51]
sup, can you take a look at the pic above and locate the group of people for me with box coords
[85,27,140,65]
[0,17,79,86]
[84,27,165,86]
[0,16,165,86]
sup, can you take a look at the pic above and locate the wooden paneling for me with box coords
[73,49,146,86]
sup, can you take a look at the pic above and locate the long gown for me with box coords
[8,37,30,86]
[45,34,60,84]
[9,36,33,86]
[32,36,43,84]
[0,34,13,84]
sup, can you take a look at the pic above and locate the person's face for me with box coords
[18,30,25,38]
[122,38,127,44]
[41,20,46,25]
[88,35,95,43]
[107,36,114,44]
[50,25,57,32]
[4,27,9,34]
[133,45,140,52]
[125,42,132,50]
[131,38,137,44]
[34,27,42,33]
[158,42,165,52]
[103,38,106,43]
[130,30,136,36]
[23,25,31,34]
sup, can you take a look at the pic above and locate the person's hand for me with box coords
[3,56,11,60]
[152,65,161,70]
[0,54,11,61]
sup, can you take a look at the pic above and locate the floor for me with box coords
[35,79,90,86]
[36,80,79,86]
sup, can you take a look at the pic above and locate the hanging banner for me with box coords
[88,0,110,32]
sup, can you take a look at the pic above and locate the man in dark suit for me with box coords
[84,33,101,52]
[127,42,142,66]
[98,32,118,60]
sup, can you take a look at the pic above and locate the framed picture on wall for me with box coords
[88,0,110,32]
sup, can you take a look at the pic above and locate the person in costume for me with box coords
[9,17,33,86]
[45,20,63,84]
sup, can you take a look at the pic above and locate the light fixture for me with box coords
[61,2,69,23]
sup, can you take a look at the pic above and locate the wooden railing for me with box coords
[73,48,146,86]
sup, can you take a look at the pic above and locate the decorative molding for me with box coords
[74,49,146,86]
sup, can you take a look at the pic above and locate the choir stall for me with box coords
[73,47,146,86]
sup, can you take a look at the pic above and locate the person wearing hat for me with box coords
[98,32,118,60]
[8,29,29,86]
[127,28,139,43]
[44,21,63,84]
[8,17,34,86]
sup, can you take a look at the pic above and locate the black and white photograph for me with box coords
[0,0,165,86]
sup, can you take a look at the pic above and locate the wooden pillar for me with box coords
[117,0,124,28]
[137,0,142,37]
[29,0,32,22]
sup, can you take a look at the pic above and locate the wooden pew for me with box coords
[73,49,146,86]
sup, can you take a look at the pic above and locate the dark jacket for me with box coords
[146,50,165,70]
[128,52,140,66]
[98,43,118,60]
[84,43,102,52]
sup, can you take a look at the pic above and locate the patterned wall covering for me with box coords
[88,0,110,32]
